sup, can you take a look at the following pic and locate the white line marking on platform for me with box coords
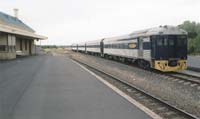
[71,59,162,119]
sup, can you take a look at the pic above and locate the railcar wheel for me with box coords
[138,60,151,70]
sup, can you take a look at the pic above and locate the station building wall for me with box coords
[0,33,16,60]
[16,37,34,56]
[0,32,36,60]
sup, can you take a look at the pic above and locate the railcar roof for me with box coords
[85,39,102,44]
[71,43,77,46]
[104,26,187,42]
[77,42,86,45]
[130,25,187,36]
[103,35,131,42]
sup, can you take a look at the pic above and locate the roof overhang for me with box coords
[0,24,47,40]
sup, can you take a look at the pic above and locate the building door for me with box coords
[29,40,32,55]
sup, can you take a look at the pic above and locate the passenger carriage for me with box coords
[71,44,78,51]
[77,42,85,52]
[85,40,101,55]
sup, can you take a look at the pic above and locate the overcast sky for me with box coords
[1,0,200,45]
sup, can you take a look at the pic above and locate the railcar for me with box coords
[103,26,187,71]
[85,40,101,55]
[77,42,86,52]
[71,44,78,51]
[73,25,188,72]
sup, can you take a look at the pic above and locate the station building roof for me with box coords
[0,11,47,40]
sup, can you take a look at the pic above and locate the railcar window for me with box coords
[157,39,163,46]
[114,44,117,48]
[125,43,129,49]
[116,44,118,49]
[143,42,150,49]
[118,44,120,49]
[164,38,168,46]
[104,43,134,49]
[120,44,122,49]
[123,44,126,49]
[119,44,122,49]
[169,39,174,46]
[167,35,176,46]
[177,36,187,46]
[112,44,114,48]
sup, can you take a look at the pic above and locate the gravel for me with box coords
[68,51,200,118]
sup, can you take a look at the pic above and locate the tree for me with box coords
[178,21,200,54]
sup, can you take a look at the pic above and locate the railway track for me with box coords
[100,53,200,85]
[188,67,200,73]
[72,58,199,119]
[107,56,200,87]
[122,59,200,88]
[75,52,200,89]
[167,72,200,85]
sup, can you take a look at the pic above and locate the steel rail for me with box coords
[166,72,200,85]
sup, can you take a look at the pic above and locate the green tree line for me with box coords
[41,45,58,49]
[178,21,200,54]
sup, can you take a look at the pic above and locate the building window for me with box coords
[0,33,8,52]
[0,45,6,51]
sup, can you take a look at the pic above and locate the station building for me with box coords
[0,10,47,60]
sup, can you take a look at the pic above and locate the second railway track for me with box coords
[166,72,200,85]
[72,51,200,89]
[114,57,200,88]
[71,58,199,119]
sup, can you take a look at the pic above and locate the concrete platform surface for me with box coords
[188,56,200,69]
[1,55,152,119]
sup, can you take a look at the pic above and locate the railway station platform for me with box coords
[12,54,153,119]
[188,56,200,70]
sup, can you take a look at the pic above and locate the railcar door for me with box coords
[85,43,86,52]
[100,41,104,56]
[138,38,143,58]
[176,35,187,59]
[151,37,156,58]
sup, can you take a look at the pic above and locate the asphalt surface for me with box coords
[0,54,152,119]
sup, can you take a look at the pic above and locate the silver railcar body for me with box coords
[77,42,85,52]
[103,36,151,61]
[72,26,188,72]
[85,40,101,54]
